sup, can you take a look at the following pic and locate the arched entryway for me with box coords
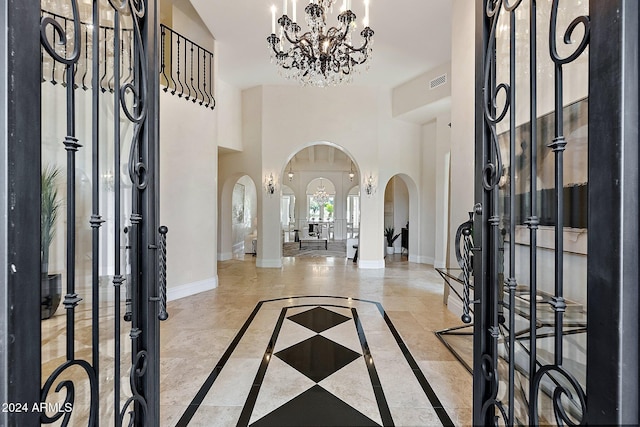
[280,143,360,259]
[381,174,420,265]
[219,174,258,260]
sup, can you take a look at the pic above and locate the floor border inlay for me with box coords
[175,295,454,427]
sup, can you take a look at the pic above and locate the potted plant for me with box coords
[384,226,401,255]
[41,165,62,319]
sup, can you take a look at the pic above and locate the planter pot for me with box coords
[386,247,394,255]
[41,273,62,320]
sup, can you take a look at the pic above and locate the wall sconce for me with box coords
[264,173,277,196]
[348,161,355,182]
[364,174,376,197]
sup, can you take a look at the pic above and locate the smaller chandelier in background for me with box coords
[314,179,331,205]
[268,0,374,87]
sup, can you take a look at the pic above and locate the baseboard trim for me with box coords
[168,276,218,301]
[218,252,232,261]
[414,255,434,265]
[434,259,446,269]
[358,259,385,269]
[256,258,283,268]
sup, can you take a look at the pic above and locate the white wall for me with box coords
[392,61,452,122]
[448,0,476,269]
[216,85,425,269]
[217,87,263,261]
[420,121,437,265]
[160,92,218,299]
[434,114,451,268]
[216,79,242,151]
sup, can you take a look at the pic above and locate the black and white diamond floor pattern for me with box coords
[249,306,384,426]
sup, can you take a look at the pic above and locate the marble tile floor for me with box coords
[40,255,473,426]
[161,255,472,426]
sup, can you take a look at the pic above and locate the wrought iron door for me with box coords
[36,0,162,425]
[471,0,591,424]
[472,0,640,425]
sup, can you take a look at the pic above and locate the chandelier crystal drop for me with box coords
[267,0,374,87]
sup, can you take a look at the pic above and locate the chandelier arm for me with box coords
[282,28,303,45]
[342,35,373,53]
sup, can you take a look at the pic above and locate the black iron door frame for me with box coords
[1,1,43,425]
[473,0,639,425]
[1,0,163,425]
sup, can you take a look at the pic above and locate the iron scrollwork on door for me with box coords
[476,0,589,425]
[40,0,162,425]
[40,1,99,425]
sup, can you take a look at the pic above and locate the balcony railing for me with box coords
[40,10,215,110]
[161,24,215,109]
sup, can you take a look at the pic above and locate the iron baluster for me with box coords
[176,34,183,96]
[505,5,522,424]
[168,28,177,94]
[190,44,196,102]
[196,46,204,105]
[530,0,590,424]
[89,0,104,421]
[158,226,169,321]
[112,6,125,425]
[184,36,191,100]
[525,0,539,418]
[161,25,168,91]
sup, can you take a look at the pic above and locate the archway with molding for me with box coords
[218,173,258,261]
[380,173,421,264]
[276,141,362,258]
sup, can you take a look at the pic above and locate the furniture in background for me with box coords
[299,238,328,250]
[401,227,408,256]
[346,238,359,259]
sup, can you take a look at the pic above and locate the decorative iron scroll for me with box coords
[108,0,151,425]
[40,1,98,425]
[40,0,159,425]
[476,0,589,425]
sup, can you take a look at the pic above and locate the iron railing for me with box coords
[160,24,216,109]
[40,10,215,109]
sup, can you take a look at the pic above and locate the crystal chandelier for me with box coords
[313,179,330,205]
[267,0,374,87]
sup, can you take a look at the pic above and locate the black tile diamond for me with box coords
[275,335,361,383]
[287,306,350,333]
[250,385,380,426]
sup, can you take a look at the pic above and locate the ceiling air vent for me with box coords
[429,73,447,90]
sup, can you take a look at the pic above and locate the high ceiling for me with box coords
[189,0,453,90]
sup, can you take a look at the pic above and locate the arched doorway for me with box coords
[280,143,360,259]
[383,176,410,262]
[219,174,258,260]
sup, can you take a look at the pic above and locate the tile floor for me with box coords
[161,255,473,426]
[40,254,473,426]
